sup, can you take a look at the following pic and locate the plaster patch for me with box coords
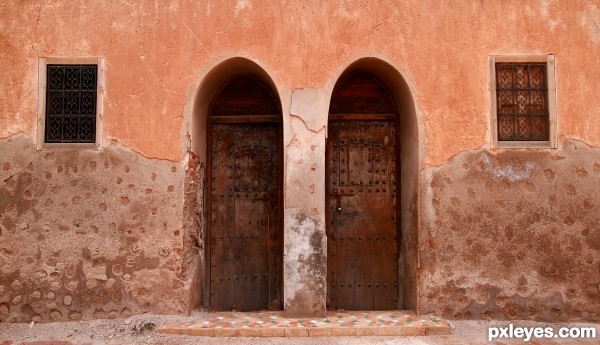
[289,88,329,133]
[480,154,539,182]
[285,116,325,212]
[578,4,600,42]
[82,263,107,281]
[283,211,313,305]
[234,0,251,17]
[539,0,550,18]
[537,0,561,29]
[283,212,326,316]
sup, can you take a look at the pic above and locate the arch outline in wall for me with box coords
[184,55,286,162]
[324,55,423,311]
[182,55,286,309]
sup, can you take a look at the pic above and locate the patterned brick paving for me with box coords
[158,310,450,337]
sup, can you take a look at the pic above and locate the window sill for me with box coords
[493,141,556,149]
[39,143,101,151]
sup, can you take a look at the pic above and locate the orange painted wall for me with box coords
[2,0,600,165]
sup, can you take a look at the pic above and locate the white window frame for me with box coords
[37,57,105,150]
[489,55,557,149]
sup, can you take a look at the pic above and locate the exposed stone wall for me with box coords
[419,139,600,322]
[0,135,198,322]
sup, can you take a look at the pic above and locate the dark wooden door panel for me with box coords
[327,121,398,310]
[209,123,281,311]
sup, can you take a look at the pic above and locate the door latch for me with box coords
[329,192,354,212]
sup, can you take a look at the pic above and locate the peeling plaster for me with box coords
[289,88,329,133]
[0,134,197,322]
[285,116,325,210]
[0,134,39,183]
[420,139,600,321]
[283,212,326,317]
[283,113,327,316]
[479,153,540,182]
[103,139,183,164]
[283,212,316,305]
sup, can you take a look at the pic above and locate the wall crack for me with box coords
[289,88,328,133]
[2,153,40,183]
[30,3,42,58]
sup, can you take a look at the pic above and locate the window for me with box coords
[490,55,556,148]
[37,58,104,149]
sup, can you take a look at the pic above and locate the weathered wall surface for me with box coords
[0,135,200,322]
[3,1,600,164]
[1,0,600,322]
[283,114,327,317]
[420,140,600,321]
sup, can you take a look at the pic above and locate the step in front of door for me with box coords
[158,310,450,337]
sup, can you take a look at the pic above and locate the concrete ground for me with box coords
[0,311,598,344]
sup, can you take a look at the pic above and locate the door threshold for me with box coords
[158,310,450,337]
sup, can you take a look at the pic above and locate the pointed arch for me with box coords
[186,57,284,310]
[326,56,421,311]
[329,71,397,116]
[186,56,283,162]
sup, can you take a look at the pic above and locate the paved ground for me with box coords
[0,310,598,344]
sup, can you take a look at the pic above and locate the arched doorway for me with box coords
[207,74,283,311]
[326,71,400,310]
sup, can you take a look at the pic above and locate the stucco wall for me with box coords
[3,1,600,162]
[0,135,200,322]
[420,140,600,321]
[1,0,600,322]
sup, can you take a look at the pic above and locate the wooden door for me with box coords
[209,123,281,311]
[208,75,282,311]
[326,71,399,310]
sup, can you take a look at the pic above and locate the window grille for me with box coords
[44,64,97,143]
[495,63,549,141]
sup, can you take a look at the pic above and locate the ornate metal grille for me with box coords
[496,63,549,141]
[45,64,97,143]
